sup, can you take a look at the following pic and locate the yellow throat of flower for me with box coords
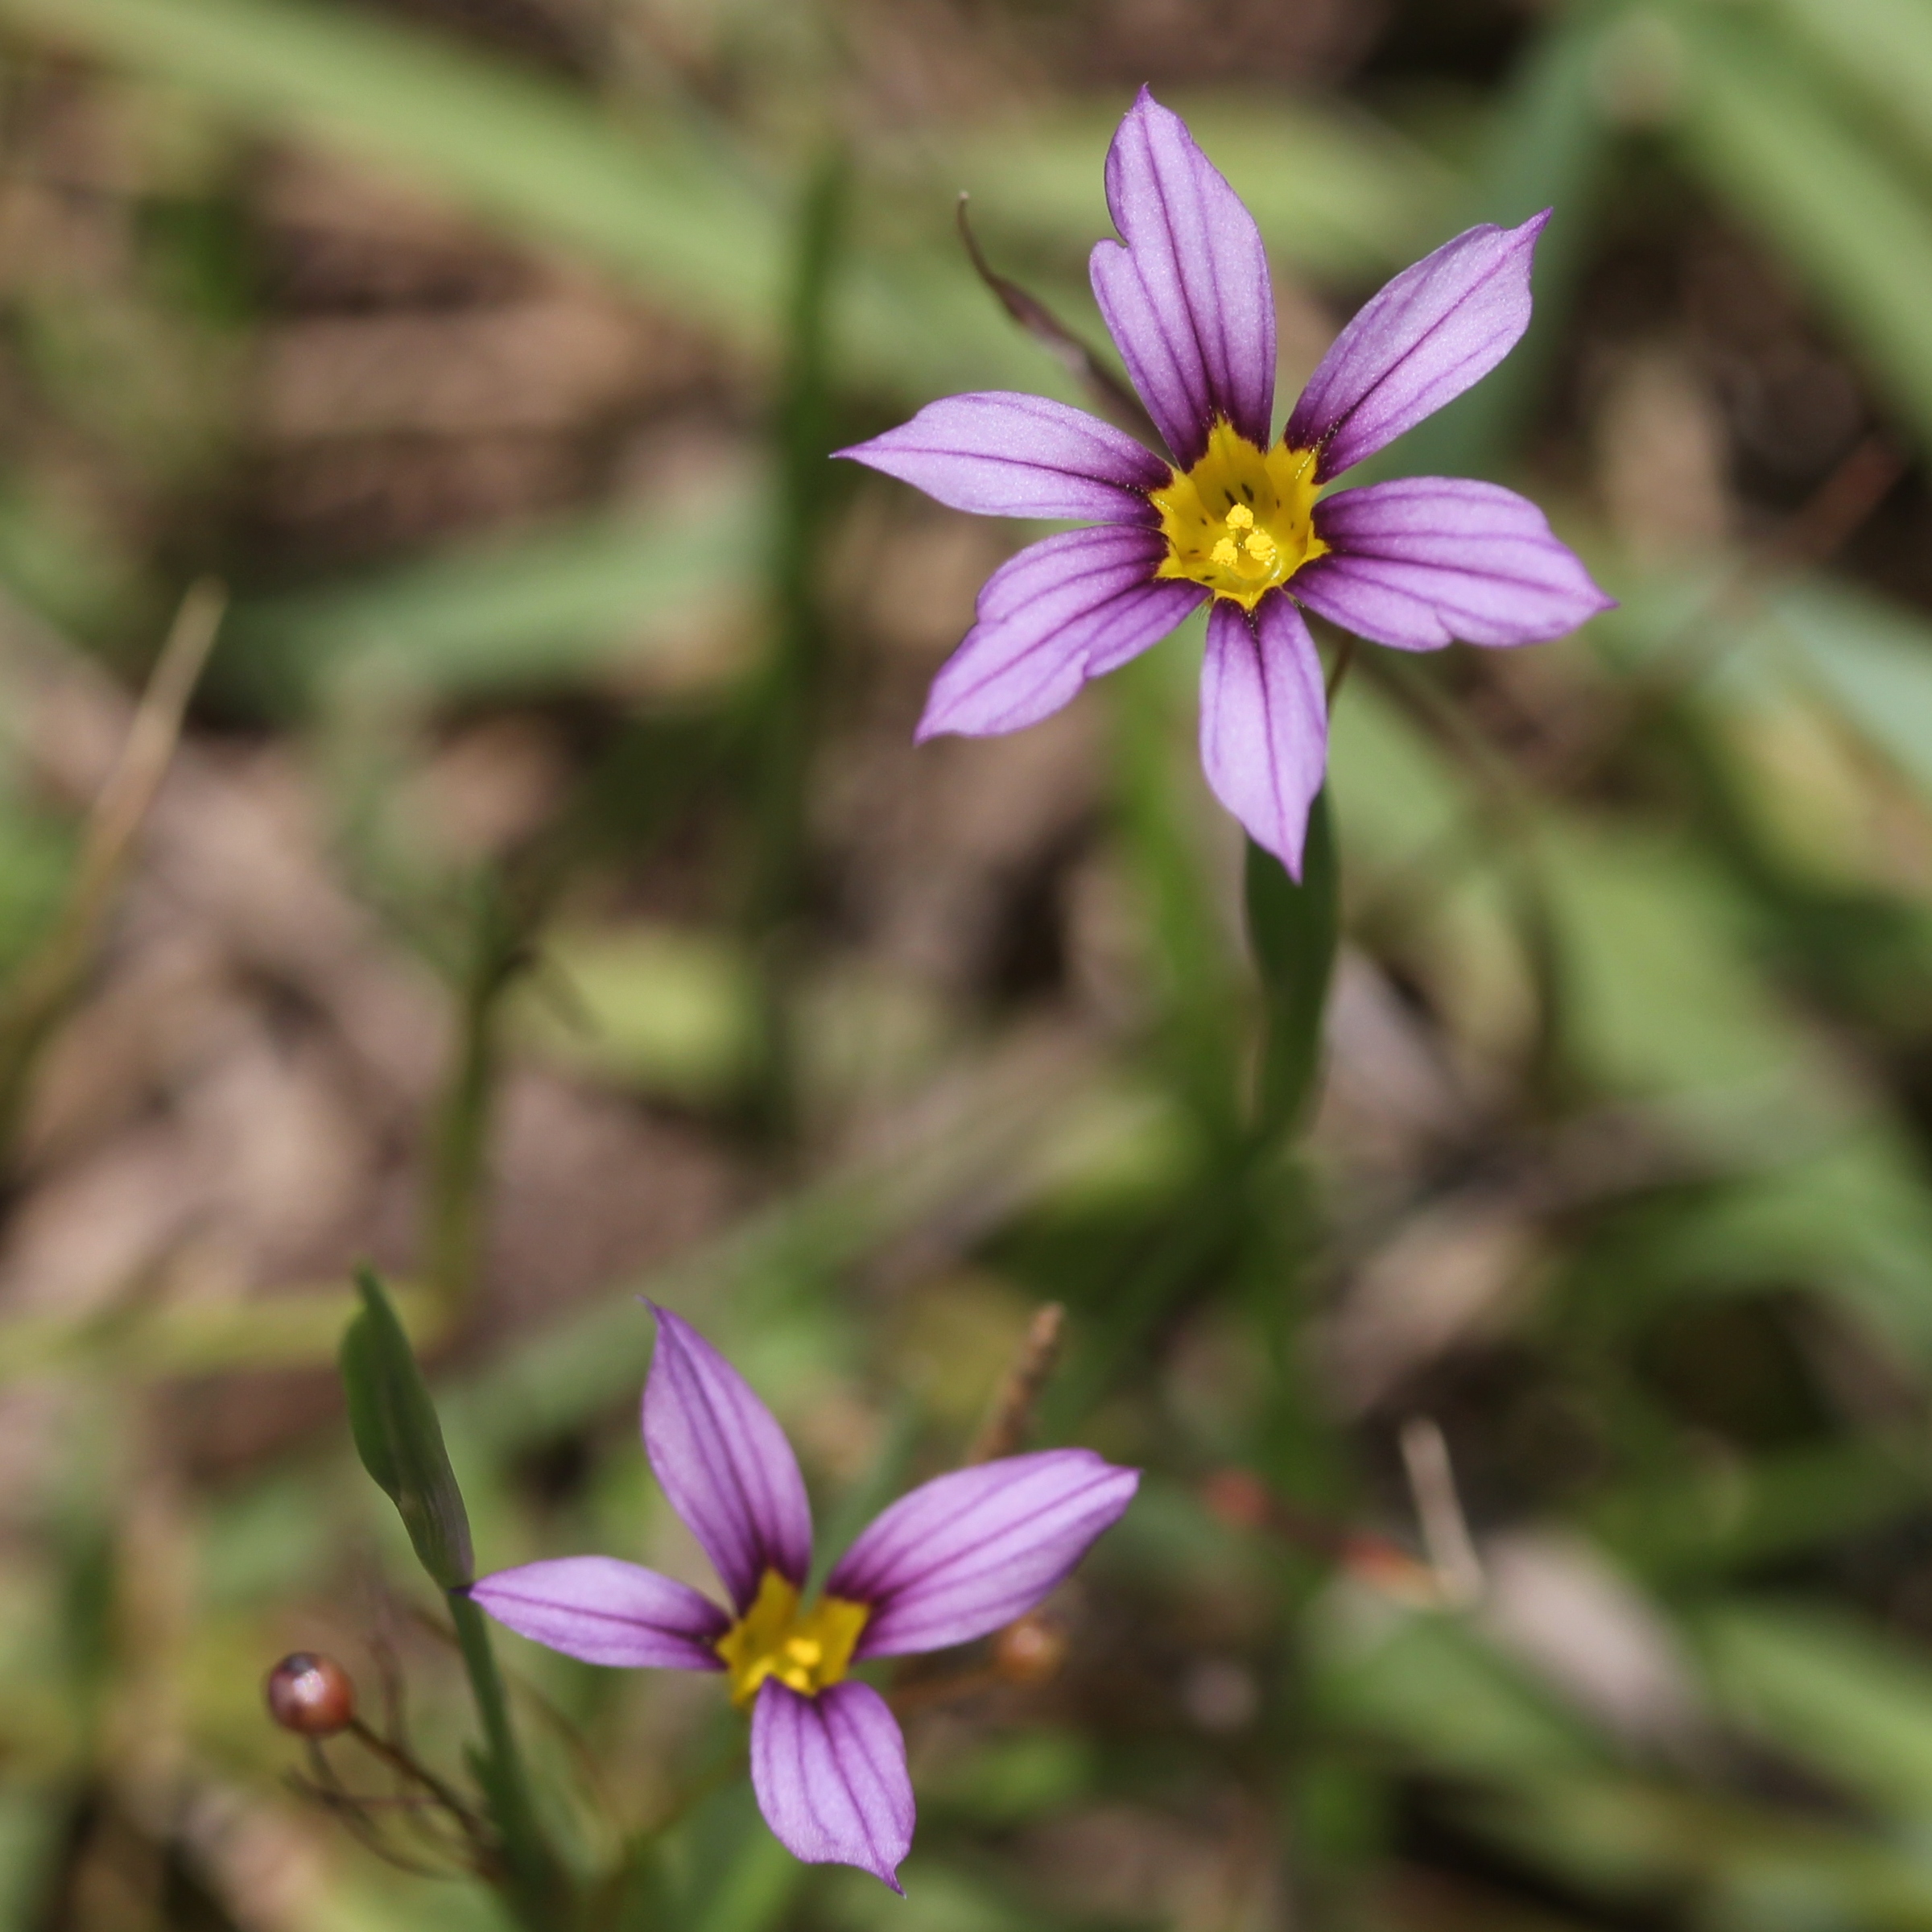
[716,1570,869,1707]
[1151,422,1327,610]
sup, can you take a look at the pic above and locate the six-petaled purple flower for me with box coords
[467,1306,1137,1891]
[839,87,1613,876]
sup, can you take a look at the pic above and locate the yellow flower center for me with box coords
[1150,422,1327,611]
[715,1570,870,1707]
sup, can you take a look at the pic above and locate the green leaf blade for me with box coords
[340,1264,474,1590]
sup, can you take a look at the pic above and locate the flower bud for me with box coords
[266,1653,357,1736]
[1201,1467,1272,1530]
[992,1613,1066,1686]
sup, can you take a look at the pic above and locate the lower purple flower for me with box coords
[468,1307,1138,1892]
[838,88,1615,877]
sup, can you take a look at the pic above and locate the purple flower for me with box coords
[468,1307,1137,1892]
[838,88,1613,877]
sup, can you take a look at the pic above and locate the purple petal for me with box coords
[1089,87,1276,468]
[1286,213,1550,481]
[828,1448,1139,1658]
[918,524,1202,741]
[751,1680,914,1892]
[835,392,1164,523]
[468,1558,729,1670]
[642,1306,812,1614]
[1294,477,1614,650]
[1199,593,1327,877]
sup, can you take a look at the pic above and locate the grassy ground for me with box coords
[5,0,1932,1926]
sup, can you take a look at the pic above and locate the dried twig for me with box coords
[956,196,1160,446]
[884,1308,1076,1707]
[344,1718,493,1848]
[294,1743,474,1877]
[0,578,225,1155]
[1398,1416,1484,1608]
[968,1302,1066,1463]
[1200,1467,1452,1608]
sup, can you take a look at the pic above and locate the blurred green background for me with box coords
[6,0,1932,1925]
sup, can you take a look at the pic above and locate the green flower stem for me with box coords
[1244,800,1340,1145]
[0,581,224,1163]
[1241,819,1342,1932]
[449,1585,570,1926]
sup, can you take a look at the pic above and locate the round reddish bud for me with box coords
[266,1653,357,1736]
[992,1613,1067,1686]
[1201,1467,1272,1530]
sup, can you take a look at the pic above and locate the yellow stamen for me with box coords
[1150,421,1327,611]
[715,1570,870,1708]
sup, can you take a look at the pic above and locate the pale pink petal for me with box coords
[836,391,1165,522]
[469,1557,728,1670]
[1199,593,1327,876]
[751,1681,914,1892]
[918,524,1202,740]
[1294,476,1613,649]
[642,1306,812,1614]
[1286,214,1549,481]
[1088,87,1276,466]
[828,1450,1138,1658]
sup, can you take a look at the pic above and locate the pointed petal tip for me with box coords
[1301,477,1613,650]
[1257,831,1308,882]
[752,1682,915,1889]
[1092,85,1276,464]
[830,394,1166,521]
[643,1305,814,1611]
[1502,206,1552,267]
[641,1297,687,1347]
[831,1447,1141,1657]
[1288,213,1554,478]
[1472,208,1550,255]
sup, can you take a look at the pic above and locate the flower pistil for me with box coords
[716,1569,869,1707]
[1150,422,1327,609]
